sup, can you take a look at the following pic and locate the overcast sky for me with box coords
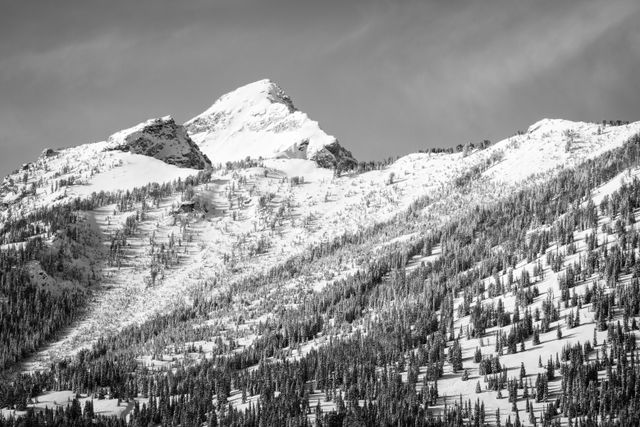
[1,0,640,177]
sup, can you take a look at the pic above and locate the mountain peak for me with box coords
[194,79,295,121]
[184,80,356,169]
[527,118,582,135]
[234,78,294,107]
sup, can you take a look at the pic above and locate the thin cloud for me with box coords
[319,19,375,57]
[390,0,640,127]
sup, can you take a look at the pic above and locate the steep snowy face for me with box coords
[107,116,211,169]
[184,79,356,169]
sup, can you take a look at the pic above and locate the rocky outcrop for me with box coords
[40,148,59,158]
[310,140,357,170]
[106,116,211,169]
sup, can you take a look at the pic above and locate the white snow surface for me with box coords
[184,79,339,164]
[483,118,640,184]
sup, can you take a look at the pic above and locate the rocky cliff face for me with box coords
[107,116,211,169]
[184,79,356,168]
[310,140,357,170]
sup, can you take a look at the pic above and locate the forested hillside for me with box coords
[1,125,640,426]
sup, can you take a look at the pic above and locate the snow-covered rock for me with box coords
[184,79,356,169]
[107,116,211,169]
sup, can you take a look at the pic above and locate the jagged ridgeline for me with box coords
[2,131,640,425]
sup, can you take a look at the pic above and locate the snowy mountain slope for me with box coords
[184,79,357,168]
[0,127,207,225]
[200,136,640,425]
[11,120,640,426]
[12,118,640,376]
[4,117,638,302]
[2,99,640,425]
[414,160,640,425]
[484,118,640,184]
[106,115,211,169]
[2,78,640,423]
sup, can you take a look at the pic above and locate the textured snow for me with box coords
[485,118,639,184]
[0,139,203,224]
[68,153,201,198]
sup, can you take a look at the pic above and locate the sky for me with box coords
[1,0,640,177]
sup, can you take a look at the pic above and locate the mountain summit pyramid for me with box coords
[185,79,356,169]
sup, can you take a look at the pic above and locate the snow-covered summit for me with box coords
[107,116,211,170]
[184,79,357,169]
[195,79,296,116]
[526,117,594,135]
